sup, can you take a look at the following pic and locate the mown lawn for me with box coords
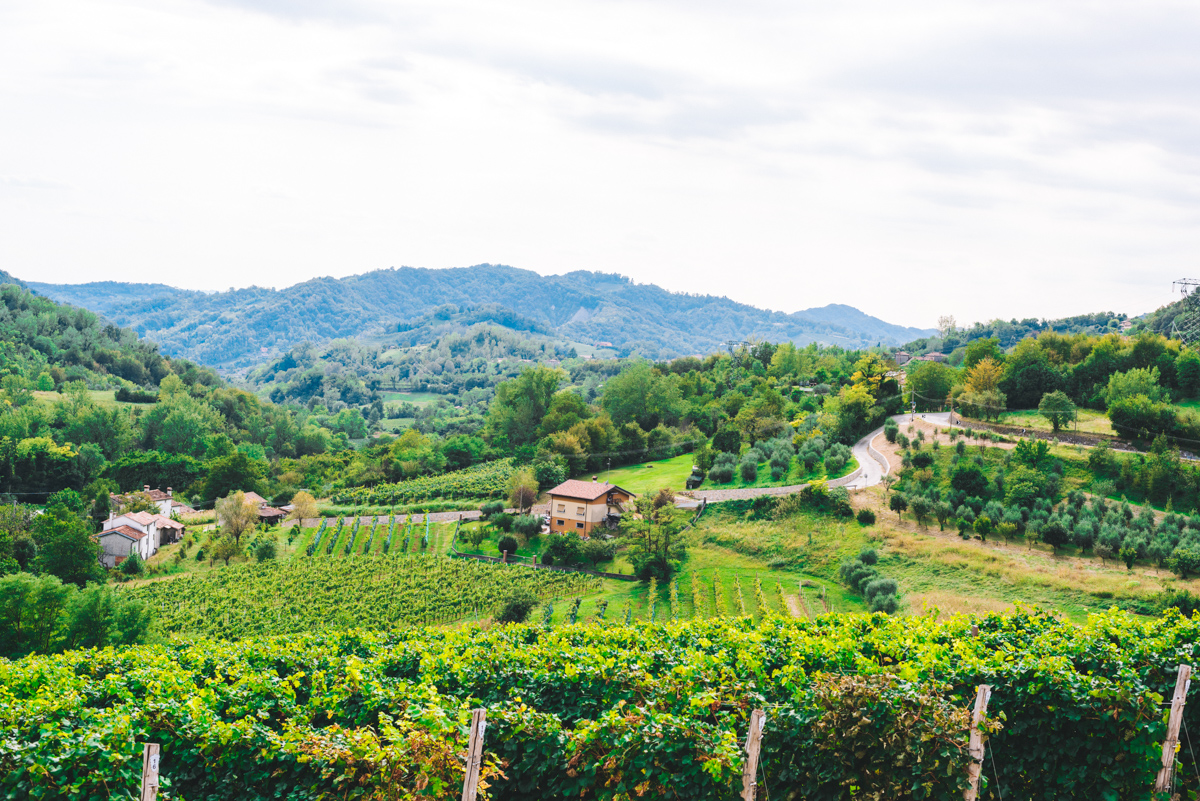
[998,408,1115,435]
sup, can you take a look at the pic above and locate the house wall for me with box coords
[98,535,134,568]
[106,515,159,558]
[548,493,631,536]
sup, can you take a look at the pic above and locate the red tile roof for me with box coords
[547,480,634,501]
[119,511,156,526]
[242,492,268,506]
[152,514,183,529]
[257,506,285,518]
[99,525,147,541]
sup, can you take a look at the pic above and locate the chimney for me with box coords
[592,475,598,482]
[167,487,173,497]
[144,485,150,493]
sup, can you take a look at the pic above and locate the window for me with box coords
[576,522,584,529]
[576,506,585,516]
[557,520,565,526]
[556,504,565,512]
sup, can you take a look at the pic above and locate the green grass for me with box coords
[593,454,697,495]
[996,408,1115,435]
[591,452,858,495]
[1176,398,1200,411]
[378,417,416,432]
[381,391,446,406]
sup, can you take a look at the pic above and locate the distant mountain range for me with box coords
[24,265,935,369]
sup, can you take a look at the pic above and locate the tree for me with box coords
[1171,546,1200,579]
[211,535,241,566]
[1119,544,1137,571]
[199,452,267,503]
[1000,338,1063,409]
[33,504,102,587]
[889,493,908,522]
[216,491,259,546]
[581,537,615,567]
[600,363,683,431]
[507,467,539,514]
[908,362,955,411]
[1177,349,1200,397]
[287,491,318,522]
[950,463,989,497]
[1104,367,1168,408]
[1038,391,1076,433]
[1040,519,1070,553]
[963,338,1003,370]
[973,515,993,542]
[909,497,932,528]
[485,366,564,449]
[936,315,957,338]
[965,357,1004,395]
[934,501,952,531]
[621,496,687,580]
[495,588,536,624]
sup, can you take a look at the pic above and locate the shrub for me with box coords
[494,588,537,624]
[739,458,758,482]
[884,419,899,443]
[491,513,515,532]
[911,451,935,469]
[120,552,144,576]
[858,547,879,565]
[513,514,543,539]
[856,508,876,526]
[480,500,505,517]
[839,557,878,593]
[254,540,277,562]
[497,535,519,557]
[708,464,734,483]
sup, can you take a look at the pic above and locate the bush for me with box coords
[707,464,734,483]
[858,547,878,565]
[194,548,204,562]
[497,535,519,557]
[119,552,144,576]
[884,419,899,443]
[494,588,537,624]
[839,558,878,593]
[480,500,506,517]
[254,540,277,562]
[513,514,543,539]
[491,513,515,532]
[739,458,758,482]
[857,508,876,526]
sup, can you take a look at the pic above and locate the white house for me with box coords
[96,526,149,568]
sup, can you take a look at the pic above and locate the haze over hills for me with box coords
[25,265,935,370]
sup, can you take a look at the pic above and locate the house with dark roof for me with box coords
[545,477,635,536]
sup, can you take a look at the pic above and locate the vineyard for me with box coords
[4,609,1199,799]
[330,458,516,506]
[124,554,599,638]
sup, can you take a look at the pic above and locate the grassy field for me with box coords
[593,453,697,494]
[996,408,1115,435]
[32,388,157,410]
[589,452,858,495]
[381,391,446,406]
[378,417,416,433]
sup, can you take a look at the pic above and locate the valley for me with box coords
[4,270,1200,799]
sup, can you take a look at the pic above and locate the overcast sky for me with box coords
[2,0,1197,328]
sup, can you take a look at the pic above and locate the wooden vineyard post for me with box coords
[741,709,766,801]
[963,685,992,801]
[461,708,487,801]
[1155,664,1193,794]
[140,742,161,801]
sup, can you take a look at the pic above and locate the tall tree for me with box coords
[216,491,259,546]
[485,366,564,449]
[33,504,102,588]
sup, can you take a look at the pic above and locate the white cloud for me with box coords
[0,0,1195,327]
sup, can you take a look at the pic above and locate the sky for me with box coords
[2,0,1198,329]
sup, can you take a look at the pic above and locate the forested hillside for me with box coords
[27,265,935,367]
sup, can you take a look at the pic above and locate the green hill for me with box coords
[26,264,935,368]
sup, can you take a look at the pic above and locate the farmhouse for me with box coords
[546,478,634,536]
[110,485,196,517]
[96,509,183,567]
